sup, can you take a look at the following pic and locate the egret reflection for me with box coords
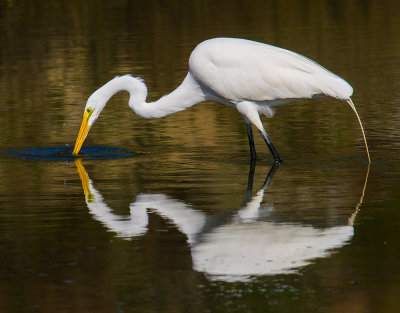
[75,160,369,281]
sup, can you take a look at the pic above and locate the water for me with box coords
[0,146,134,160]
[1,1,400,312]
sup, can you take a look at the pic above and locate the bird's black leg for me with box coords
[247,124,257,160]
[244,119,257,159]
[259,130,283,163]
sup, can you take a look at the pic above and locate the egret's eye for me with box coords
[85,107,94,117]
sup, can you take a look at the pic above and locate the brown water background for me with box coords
[1,1,400,312]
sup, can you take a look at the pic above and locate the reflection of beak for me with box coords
[75,159,94,202]
[72,110,91,155]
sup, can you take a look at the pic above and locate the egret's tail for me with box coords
[346,98,371,163]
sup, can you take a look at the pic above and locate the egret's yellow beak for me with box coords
[73,108,94,155]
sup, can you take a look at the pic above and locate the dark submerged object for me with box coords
[0,146,134,160]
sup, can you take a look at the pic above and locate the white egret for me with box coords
[73,37,370,163]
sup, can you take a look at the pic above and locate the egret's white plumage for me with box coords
[189,38,353,103]
[73,37,370,163]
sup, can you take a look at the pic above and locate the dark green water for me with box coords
[1,1,400,312]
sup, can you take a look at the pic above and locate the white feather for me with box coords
[189,38,353,102]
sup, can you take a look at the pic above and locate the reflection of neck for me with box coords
[74,160,279,240]
[75,159,206,240]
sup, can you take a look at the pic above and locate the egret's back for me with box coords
[189,38,353,103]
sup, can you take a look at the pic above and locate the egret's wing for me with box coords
[189,38,353,103]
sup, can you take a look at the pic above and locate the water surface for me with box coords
[1,1,400,312]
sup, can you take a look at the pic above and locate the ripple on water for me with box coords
[0,146,134,160]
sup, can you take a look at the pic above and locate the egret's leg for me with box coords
[259,130,282,163]
[237,102,282,163]
[244,117,257,159]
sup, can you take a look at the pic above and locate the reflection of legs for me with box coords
[241,160,280,207]
[260,162,280,191]
[241,158,256,206]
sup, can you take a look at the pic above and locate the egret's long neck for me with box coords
[123,73,206,119]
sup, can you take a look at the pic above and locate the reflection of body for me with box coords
[76,160,366,281]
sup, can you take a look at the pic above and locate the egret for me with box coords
[73,37,370,163]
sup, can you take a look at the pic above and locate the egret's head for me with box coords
[72,94,105,156]
[72,75,143,156]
